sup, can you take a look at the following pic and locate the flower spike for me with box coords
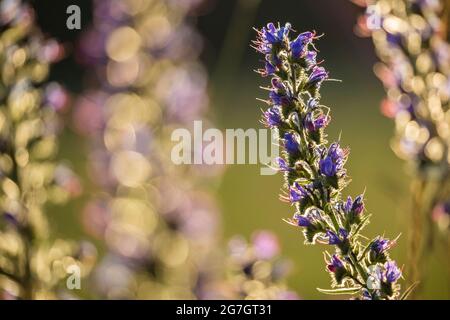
[253,22,406,299]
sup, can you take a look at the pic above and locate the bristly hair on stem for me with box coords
[253,22,409,299]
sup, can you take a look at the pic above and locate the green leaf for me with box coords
[399,282,419,300]
[316,286,361,295]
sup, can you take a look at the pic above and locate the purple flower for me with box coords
[304,113,329,132]
[326,230,339,245]
[262,106,283,128]
[351,195,364,215]
[371,237,390,255]
[289,182,308,203]
[320,143,346,177]
[264,23,279,44]
[256,22,291,54]
[327,254,344,273]
[265,61,276,76]
[343,196,353,213]
[290,31,314,59]
[305,51,317,69]
[339,228,348,239]
[271,77,283,88]
[269,90,291,106]
[297,215,312,227]
[307,66,329,88]
[275,157,291,172]
[343,195,365,215]
[384,261,401,283]
[284,132,300,155]
[326,228,348,245]
[328,143,345,162]
[269,80,292,106]
[319,156,337,177]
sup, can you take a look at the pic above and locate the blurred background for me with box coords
[33,0,449,299]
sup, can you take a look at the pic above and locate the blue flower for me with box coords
[327,254,344,272]
[307,66,329,88]
[263,106,283,128]
[327,228,348,245]
[371,237,390,255]
[305,51,317,69]
[289,182,308,203]
[351,195,364,215]
[269,89,291,106]
[264,23,279,44]
[326,230,340,245]
[328,142,344,162]
[265,61,276,76]
[270,79,292,106]
[297,215,312,227]
[284,132,300,155]
[343,196,353,213]
[259,22,291,51]
[319,156,336,177]
[384,261,401,283]
[304,113,329,132]
[290,31,314,59]
[320,143,346,177]
[275,157,291,172]
[343,195,364,215]
[339,228,348,239]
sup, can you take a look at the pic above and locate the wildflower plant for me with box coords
[75,0,221,299]
[351,0,450,290]
[0,0,95,299]
[253,22,409,299]
[356,0,450,175]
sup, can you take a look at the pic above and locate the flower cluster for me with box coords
[75,0,221,299]
[254,22,405,299]
[355,0,450,176]
[0,0,95,299]
[351,0,450,289]
[223,231,298,300]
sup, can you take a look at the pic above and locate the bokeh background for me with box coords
[33,0,449,299]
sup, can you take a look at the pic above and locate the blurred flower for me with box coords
[252,231,280,260]
[0,0,95,299]
[356,0,450,175]
[223,231,298,300]
[75,0,222,299]
[350,0,450,291]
